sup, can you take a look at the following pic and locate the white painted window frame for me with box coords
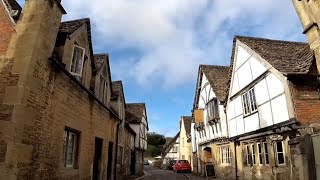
[257,143,263,166]
[276,141,286,166]
[263,142,269,165]
[70,45,85,77]
[220,145,231,166]
[63,130,78,168]
[251,144,256,165]
[242,88,258,116]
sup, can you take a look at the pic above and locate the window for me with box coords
[63,129,79,168]
[245,145,251,166]
[99,76,108,103]
[257,143,262,165]
[276,141,285,165]
[70,45,85,76]
[251,144,256,165]
[207,99,219,120]
[220,145,231,165]
[242,88,257,116]
[263,142,269,165]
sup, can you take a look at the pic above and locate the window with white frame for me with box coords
[245,145,251,166]
[257,143,263,165]
[263,142,269,165]
[70,45,85,76]
[276,141,285,165]
[251,144,256,165]
[220,145,231,165]
[206,98,219,121]
[99,75,108,103]
[63,129,79,168]
[242,88,257,116]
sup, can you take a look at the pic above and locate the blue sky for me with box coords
[18,0,306,137]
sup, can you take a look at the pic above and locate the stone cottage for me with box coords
[111,81,137,178]
[0,1,122,179]
[125,103,149,176]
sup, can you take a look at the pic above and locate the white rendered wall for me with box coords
[227,43,290,137]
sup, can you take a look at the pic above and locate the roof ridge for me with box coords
[61,18,90,24]
[235,35,308,45]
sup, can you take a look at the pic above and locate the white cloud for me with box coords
[60,0,305,89]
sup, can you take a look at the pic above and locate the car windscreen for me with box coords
[179,160,188,164]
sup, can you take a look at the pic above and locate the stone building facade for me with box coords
[0,0,126,180]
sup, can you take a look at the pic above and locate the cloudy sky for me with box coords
[19,0,306,137]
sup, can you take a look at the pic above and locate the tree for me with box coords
[145,132,166,157]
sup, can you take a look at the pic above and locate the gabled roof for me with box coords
[162,132,180,155]
[125,103,149,130]
[181,116,192,137]
[193,65,230,110]
[59,18,94,69]
[225,36,315,102]
[235,36,314,75]
[111,81,125,104]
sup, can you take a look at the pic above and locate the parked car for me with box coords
[173,160,191,173]
[167,160,176,170]
[144,160,150,166]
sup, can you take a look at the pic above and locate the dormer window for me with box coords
[99,75,108,104]
[242,88,257,116]
[70,45,85,77]
[206,98,219,121]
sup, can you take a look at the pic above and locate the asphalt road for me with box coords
[140,166,204,180]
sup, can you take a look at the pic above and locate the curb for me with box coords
[183,174,192,179]
[134,171,148,180]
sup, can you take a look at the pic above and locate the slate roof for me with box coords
[162,132,180,155]
[193,65,230,110]
[235,36,314,75]
[59,18,94,68]
[125,103,148,129]
[111,81,125,102]
[182,116,192,136]
[225,36,315,101]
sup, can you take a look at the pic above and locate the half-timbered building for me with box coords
[191,65,234,179]
[126,103,149,175]
[226,35,320,180]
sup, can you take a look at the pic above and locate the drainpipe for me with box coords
[234,141,238,180]
[113,121,121,180]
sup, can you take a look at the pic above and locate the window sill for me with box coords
[243,110,258,118]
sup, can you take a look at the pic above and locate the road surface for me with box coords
[139,166,205,180]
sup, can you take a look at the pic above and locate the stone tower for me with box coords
[292,0,320,72]
[0,0,65,179]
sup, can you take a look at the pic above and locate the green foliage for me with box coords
[145,132,166,157]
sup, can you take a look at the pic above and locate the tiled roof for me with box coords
[111,81,125,102]
[235,36,314,75]
[225,36,315,102]
[162,132,180,154]
[182,116,192,136]
[125,103,147,124]
[193,65,230,110]
[59,18,94,68]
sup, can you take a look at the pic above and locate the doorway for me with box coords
[107,141,114,180]
[130,150,136,175]
[93,138,103,180]
[312,135,320,180]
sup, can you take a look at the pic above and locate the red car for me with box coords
[173,160,191,173]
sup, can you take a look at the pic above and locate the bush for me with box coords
[152,159,163,168]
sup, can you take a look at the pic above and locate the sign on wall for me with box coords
[194,109,204,123]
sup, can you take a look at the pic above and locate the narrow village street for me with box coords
[140,166,206,180]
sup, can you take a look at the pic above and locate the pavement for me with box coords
[136,165,211,180]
